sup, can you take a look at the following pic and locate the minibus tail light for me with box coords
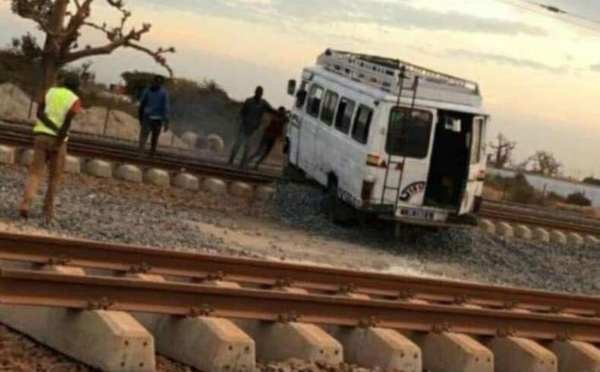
[366,154,380,167]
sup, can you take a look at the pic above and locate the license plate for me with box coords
[399,208,435,220]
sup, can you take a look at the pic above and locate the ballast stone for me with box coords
[173,173,200,191]
[85,159,113,178]
[204,178,228,195]
[0,145,16,164]
[115,164,143,183]
[230,182,254,199]
[144,168,170,188]
[207,134,225,154]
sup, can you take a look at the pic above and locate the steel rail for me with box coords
[0,232,598,317]
[0,122,288,185]
[1,268,599,343]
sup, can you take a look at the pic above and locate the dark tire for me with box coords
[326,180,355,226]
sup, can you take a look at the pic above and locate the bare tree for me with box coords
[7,0,175,99]
[523,151,562,177]
[488,133,516,169]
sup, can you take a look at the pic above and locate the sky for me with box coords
[1,0,600,178]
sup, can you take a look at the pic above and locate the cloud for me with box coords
[448,49,569,73]
[591,63,600,72]
[141,0,546,36]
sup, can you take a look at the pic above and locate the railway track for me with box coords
[479,201,600,238]
[0,231,599,372]
[0,120,290,185]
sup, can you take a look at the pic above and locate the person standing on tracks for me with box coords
[138,75,171,157]
[20,72,82,221]
[228,86,276,168]
[247,106,288,170]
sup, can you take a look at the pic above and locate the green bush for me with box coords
[566,192,592,207]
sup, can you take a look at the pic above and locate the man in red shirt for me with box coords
[20,73,82,221]
[247,106,288,170]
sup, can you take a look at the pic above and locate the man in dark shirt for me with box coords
[248,107,288,170]
[138,76,170,157]
[228,86,275,167]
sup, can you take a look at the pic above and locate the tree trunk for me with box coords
[36,0,70,101]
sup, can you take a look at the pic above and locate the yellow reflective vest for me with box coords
[33,87,80,136]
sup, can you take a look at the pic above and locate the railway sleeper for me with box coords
[0,264,155,372]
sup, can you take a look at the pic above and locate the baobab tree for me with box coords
[488,133,516,169]
[7,0,175,99]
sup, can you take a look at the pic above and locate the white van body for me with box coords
[286,50,489,227]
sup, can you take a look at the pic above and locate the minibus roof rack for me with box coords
[317,49,480,95]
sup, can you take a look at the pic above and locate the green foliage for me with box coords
[121,71,163,102]
[583,177,600,186]
[566,192,592,207]
[507,172,537,204]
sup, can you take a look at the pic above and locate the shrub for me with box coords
[566,192,592,207]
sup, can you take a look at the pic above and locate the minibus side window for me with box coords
[386,107,433,159]
[352,105,374,145]
[335,98,356,134]
[320,90,339,126]
[306,85,324,118]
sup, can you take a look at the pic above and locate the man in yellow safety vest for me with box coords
[20,72,82,221]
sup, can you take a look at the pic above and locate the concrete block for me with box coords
[533,228,551,243]
[115,164,143,183]
[496,222,514,238]
[173,172,200,191]
[230,182,254,199]
[237,321,343,364]
[85,159,113,178]
[0,145,16,164]
[204,178,228,195]
[181,131,199,148]
[478,219,496,234]
[567,232,584,246]
[550,230,567,245]
[155,317,255,372]
[256,185,276,202]
[143,168,170,188]
[333,327,421,372]
[548,340,600,372]
[416,332,493,372]
[64,155,81,174]
[0,266,155,372]
[487,337,557,372]
[19,149,34,166]
[586,235,600,245]
[515,225,533,240]
[207,134,225,154]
